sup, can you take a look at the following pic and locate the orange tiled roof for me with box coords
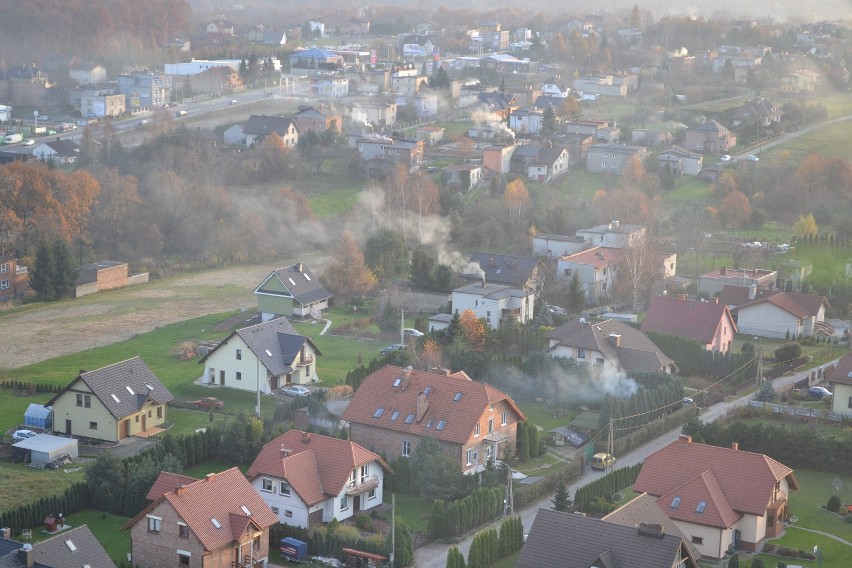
[145,471,198,501]
[656,470,742,529]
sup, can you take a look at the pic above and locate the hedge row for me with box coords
[513,456,584,510]
[573,463,643,513]
[428,486,505,539]
[0,380,64,393]
[0,482,89,536]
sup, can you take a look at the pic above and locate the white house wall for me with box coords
[734,513,765,549]
[737,303,802,339]
[203,336,272,394]
[547,343,607,366]
[252,477,311,528]
[672,520,729,559]
[830,383,852,416]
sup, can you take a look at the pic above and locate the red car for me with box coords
[194,397,224,409]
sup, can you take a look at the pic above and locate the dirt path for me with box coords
[0,255,328,370]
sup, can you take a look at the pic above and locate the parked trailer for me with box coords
[3,133,23,144]
[279,538,308,562]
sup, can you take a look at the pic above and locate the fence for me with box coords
[747,400,843,422]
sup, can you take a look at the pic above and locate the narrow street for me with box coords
[412,357,845,567]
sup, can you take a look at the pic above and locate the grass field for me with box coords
[18,509,133,564]
[0,459,88,512]
[0,389,54,436]
[383,491,433,533]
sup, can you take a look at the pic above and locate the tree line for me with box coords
[573,463,643,514]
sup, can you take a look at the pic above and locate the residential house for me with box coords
[390,68,429,96]
[480,54,531,74]
[290,48,342,70]
[68,63,107,85]
[474,91,518,120]
[223,124,245,146]
[206,19,235,35]
[576,220,647,249]
[632,129,674,148]
[641,295,737,354]
[633,436,797,558]
[307,19,325,37]
[517,509,699,568]
[729,98,782,129]
[616,26,643,44]
[395,93,438,119]
[400,35,436,58]
[827,353,852,417]
[242,115,299,148]
[526,145,570,183]
[508,107,541,135]
[0,64,53,105]
[0,104,10,122]
[777,260,813,292]
[0,255,29,303]
[481,144,516,176]
[658,146,704,176]
[781,70,820,94]
[561,132,595,163]
[312,78,349,98]
[254,263,333,320]
[292,105,342,135]
[75,85,125,118]
[564,119,620,143]
[557,246,621,303]
[540,83,570,97]
[198,317,321,391]
[442,163,483,192]
[117,70,171,112]
[724,286,831,339]
[31,139,79,165]
[415,125,445,146]
[586,144,647,174]
[244,25,266,43]
[451,281,535,329]
[351,102,397,128]
[697,266,776,296]
[545,318,677,373]
[163,38,191,52]
[124,468,278,568]
[603,493,701,559]
[683,120,736,155]
[46,357,174,442]
[0,525,116,568]
[247,430,391,527]
[342,365,527,474]
[464,252,545,295]
[357,137,423,175]
[531,233,586,258]
[572,75,628,98]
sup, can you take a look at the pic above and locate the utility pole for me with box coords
[607,418,614,473]
[390,493,395,568]
[756,338,764,387]
[400,308,404,347]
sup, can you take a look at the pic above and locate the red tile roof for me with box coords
[634,438,797,518]
[641,296,736,346]
[145,471,198,501]
[828,352,852,387]
[341,365,525,445]
[247,430,391,506]
[559,246,622,269]
[124,467,278,553]
[736,290,829,319]
[657,470,742,529]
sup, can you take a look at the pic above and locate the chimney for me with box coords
[481,275,486,287]
[205,473,216,481]
[176,485,188,496]
[1,528,9,539]
[680,434,692,444]
[297,262,303,273]
[677,293,687,301]
[302,432,312,444]
[608,333,621,347]
[720,266,727,276]
[731,442,739,451]
[752,268,758,276]
[748,283,757,300]
[280,445,291,456]
[416,391,430,422]
[17,546,33,568]
[637,523,664,538]
[710,297,719,304]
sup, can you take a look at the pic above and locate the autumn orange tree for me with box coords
[503,179,530,227]
[719,191,751,228]
[420,339,444,370]
[322,230,377,303]
[458,309,486,352]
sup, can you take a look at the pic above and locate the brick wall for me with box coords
[95,263,129,291]
[130,501,206,568]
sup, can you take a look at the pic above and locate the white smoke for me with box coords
[470,108,515,140]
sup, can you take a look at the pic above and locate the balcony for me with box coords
[345,475,379,496]
[296,354,314,366]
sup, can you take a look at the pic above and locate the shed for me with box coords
[569,410,601,432]
[12,434,78,467]
[24,403,52,429]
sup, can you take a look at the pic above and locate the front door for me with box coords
[142,414,147,432]
[124,419,131,439]
[65,419,72,436]
[270,375,279,390]
[220,370,225,385]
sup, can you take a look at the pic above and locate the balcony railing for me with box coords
[345,475,379,496]
[296,354,314,366]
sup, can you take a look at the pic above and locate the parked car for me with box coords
[720,154,732,162]
[194,397,224,409]
[281,385,311,397]
[682,397,694,404]
[230,99,239,105]
[380,343,405,356]
[137,119,149,126]
[808,386,832,399]
[747,154,760,162]
[402,328,424,338]
[12,429,37,442]
[23,139,35,146]
[547,305,567,316]
[591,452,616,471]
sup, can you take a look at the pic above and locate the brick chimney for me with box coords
[17,546,33,568]
[302,432,312,444]
[205,473,216,482]
[677,293,687,301]
[296,262,304,273]
[680,434,692,444]
[416,391,430,422]
[176,485,188,496]
[731,442,739,451]
[710,297,719,303]
[280,445,291,456]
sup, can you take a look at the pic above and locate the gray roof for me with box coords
[243,115,298,136]
[466,252,542,288]
[254,264,333,306]
[696,119,730,133]
[545,319,676,373]
[42,139,79,157]
[603,494,701,559]
[454,282,527,300]
[46,357,173,420]
[517,508,698,568]
[200,318,320,378]
[428,313,454,323]
[0,525,116,568]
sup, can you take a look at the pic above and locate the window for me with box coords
[157,407,162,418]
[577,348,586,359]
[368,487,376,500]
[178,523,189,539]
[466,449,473,465]
[76,393,83,407]
[280,482,291,496]
[178,552,190,567]
[453,392,463,402]
[235,372,242,381]
[374,408,384,418]
[425,419,434,429]
[147,515,161,532]
[89,421,97,430]
[691,536,703,545]
[564,268,572,276]
[488,418,494,435]
[501,412,507,426]
[84,395,91,408]
[596,358,604,365]
[670,497,681,509]
[0,263,7,273]
[474,424,480,437]
[271,507,280,514]
[696,501,707,513]
[340,495,349,511]
[404,414,415,424]
[489,404,494,411]
[0,280,8,290]
[236,349,242,360]
[148,410,152,417]
[848,396,852,409]
[436,420,446,431]
[262,478,273,492]
[285,510,293,518]
[390,411,400,422]
[402,440,411,457]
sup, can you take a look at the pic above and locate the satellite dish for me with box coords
[22,544,33,552]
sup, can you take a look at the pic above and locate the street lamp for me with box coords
[813,545,822,568]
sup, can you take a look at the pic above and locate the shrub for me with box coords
[763,543,776,553]
[777,563,786,568]
[826,495,840,512]
[776,546,795,557]
[354,513,373,532]
[750,557,765,568]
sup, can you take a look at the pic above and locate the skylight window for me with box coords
[374,408,384,418]
[145,383,154,391]
[436,420,447,431]
[393,378,402,387]
[111,394,120,403]
[241,505,252,516]
[404,414,415,424]
[304,274,311,281]
[125,385,135,395]
[211,518,222,529]
[288,278,296,286]
[390,411,400,422]
[453,392,463,402]
[424,386,432,395]
[65,540,77,552]
[425,419,434,429]
[696,501,707,514]
[265,349,273,357]
[670,497,681,509]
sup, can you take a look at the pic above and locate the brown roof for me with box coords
[735,289,829,319]
[559,246,622,269]
[145,471,198,501]
[603,493,700,558]
[247,430,391,506]
[124,468,278,553]
[656,470,741,529]
[634,437,797,518]
[545,318,676,374]
[341,365,525,445]
[828,352,852,386]
[641,296,736,346]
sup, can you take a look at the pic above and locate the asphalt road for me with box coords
[411,356,846,567]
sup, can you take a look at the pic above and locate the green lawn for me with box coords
[762,119,852,161]
[383,491,433,533]
[19,510,132,565]
[664,177,712,204]
[517,402,579,432]
[751,528,847,568]
[0,389,54,436]
[183,458,248,478]
[0,459,88,515]
[490,550,521,568]
[163,407,230,436]
[788,470,852,543]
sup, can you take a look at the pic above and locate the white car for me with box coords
[281,385,311,397]
[23,139,35,146]
[720,154,732,162]
[12,429,37,442]
[230,99,238,105]
[747,154,759,162]
[402,328,424,338]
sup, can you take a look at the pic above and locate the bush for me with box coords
[354,513,373,532]
[750,557,765,568]
[762,543,776,553]
[827,495,840,512]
